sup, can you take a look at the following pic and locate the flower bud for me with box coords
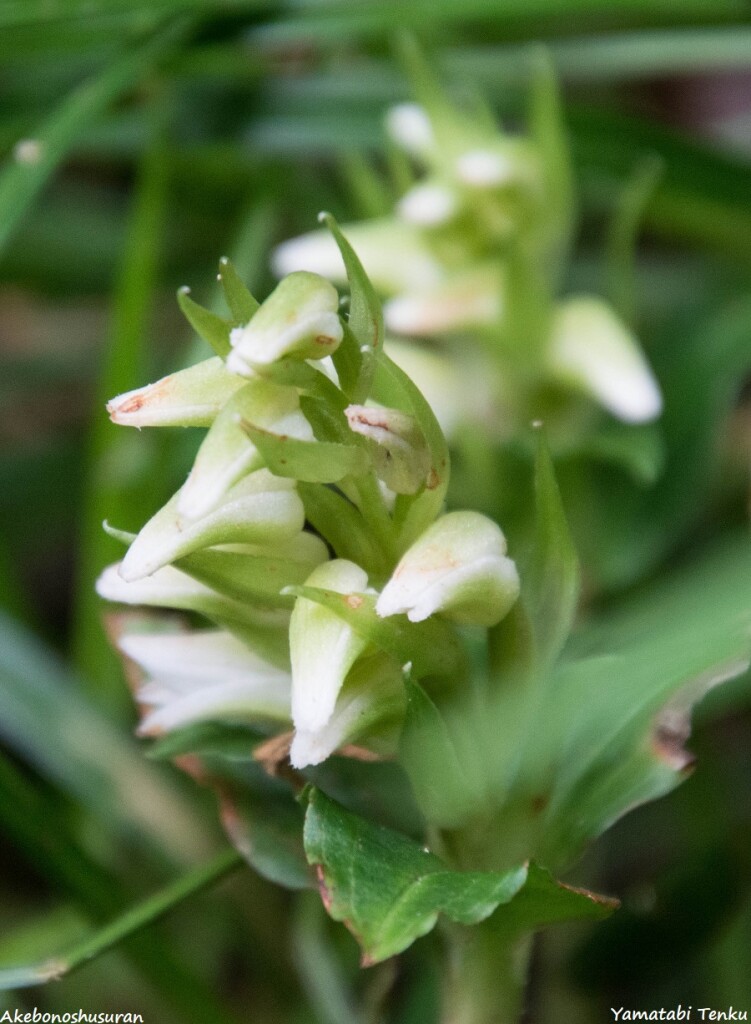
[289,560,371,741]
[119,629,292,736]
[178,379,313,518]
[397,181,458,227]
[225,271,343,374]
[385,102,435,159]
[119,469,304,582]
[547,296,662,424]
[455,142,537,190]
[376,511,519,626]
[345,404,431,494]
[107,357,245,428]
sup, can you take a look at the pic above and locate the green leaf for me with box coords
[217,255,260,323]
[239,421,369,482]
[534,534,751,868]
[303,788,527,964]
[177,287,233,359]
[302,789,614,965]
[525,426,579,669]
[319,211,383,355]
[284,586,463,682]
[147,721,262,762]
[296,482,392,580]
[219,786,313,891]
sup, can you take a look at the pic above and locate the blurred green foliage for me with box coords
[1,2,750,1021]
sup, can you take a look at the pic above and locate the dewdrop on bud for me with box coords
[376,511,519,627]
[345,404,431,494]
[226,271,343,375]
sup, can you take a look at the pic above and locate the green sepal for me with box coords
[319,212,383,401]
[177,536,328,609]
[331,321,365,401]
[399,674,479,829]
[372,352,450,550]
[239,421,368,483]
[177,287,232,359]
[525,425,579,669]
[217,256,260,323]
[297,483,389,576]
[283,586,463,682]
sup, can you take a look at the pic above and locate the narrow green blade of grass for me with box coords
[0,753,246,1024]
[0,848,241,991]
[252,0,750,46]
[71,109,170,708]
[0,17,190,257]
[605,154,663,324]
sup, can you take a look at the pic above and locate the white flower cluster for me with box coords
[99,267,519,769]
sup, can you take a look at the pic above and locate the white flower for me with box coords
[547,296,663,423]
[376,511,519,627]
[397,181,458,227]
[226,271,343,375]
[177,379,313,519]
[118,629,291,735]
[119,469,305,582]
[272,219,445,296]
[107,357,245,428]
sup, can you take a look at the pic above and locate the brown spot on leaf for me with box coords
[652,723,696,774]
[316,864,333,913]
[346,594,364,609]
[426,467,440,490]
[315,334,334,346]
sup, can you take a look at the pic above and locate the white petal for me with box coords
[119,470,304,582]
[376,511,519,627]
[548,296,663,423]
[290,560,370,734]
[384,265,502,336]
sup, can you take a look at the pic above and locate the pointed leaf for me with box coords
[302,790,615,965]
[217,256,260,323]
[399,675,476,828]
[240,421,369,483]
[525,426,579,668]
[177,287,233,359]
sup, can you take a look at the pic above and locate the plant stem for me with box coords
[441,921,531,1024]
